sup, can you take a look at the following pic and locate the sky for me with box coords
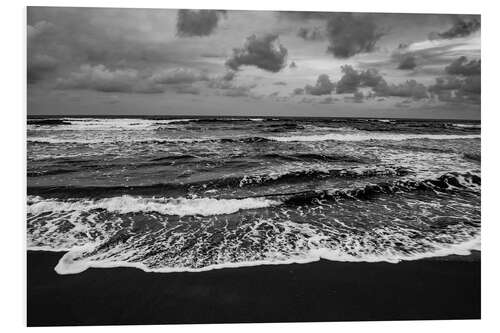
[27,7,481,119]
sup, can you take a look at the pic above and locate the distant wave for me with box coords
[268,133,481,142]
[28,132,481,145]
[260,152,376,163]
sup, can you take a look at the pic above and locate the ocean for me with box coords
[27,116,481,274]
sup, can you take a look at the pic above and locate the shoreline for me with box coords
[27,250,481,326]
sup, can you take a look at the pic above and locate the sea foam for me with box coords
[27,195,281,217]
[269,133,481,142]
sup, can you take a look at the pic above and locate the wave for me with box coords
[28,169,481,210]
[269,133,481,142]
[51,236,481,275]
[27,195,280,217]
[451,123,481,129]
[281,171,480,205]
[27,171,481,275]
[27,119,71,126]
[28,165,410,197]
[260,152,375,163]
[28,132,481,145]
[238,166,410,187]
[463,152,481,162]
[28,118,196,131]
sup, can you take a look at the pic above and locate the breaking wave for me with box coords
[27,195,280,217]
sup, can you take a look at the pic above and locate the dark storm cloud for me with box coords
[226,34,288,72]
[55,64,212,94]
[55,64,144,93]
[445,56,481,76]
[297,27,324,41]
[304,74,335,95]
[325,13,385,58]
[176,9,226,37]
[27,20,60,83]
[461,75,481,94]
[27,54,59,83]
[428,76,464,92]
[373,79,428,100]
[27,7,211,86]
[397,54,417,70]
[434,16,480,39]
[428,75,480,104]
[336,66,384,94]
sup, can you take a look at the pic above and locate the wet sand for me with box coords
[27,250,480,326]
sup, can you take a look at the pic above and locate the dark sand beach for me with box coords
[27,250,480,326]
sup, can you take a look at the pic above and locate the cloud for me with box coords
[207,71,237,89]
[434,16,480,39]
[150,67,209,84]
[394,99,413,108]
[206,71,256,98]
[293,87,305,95]
[27,54,58,83]
[428,74,480,104]
[428,76,464,92]
[278,11,330,21]
[27,20,55,41]
[305,74,335,95]
[445,56,481,76]
[55,64,163,93]
[175,85,201,95]
[297,27,324,41]
[221,86,253,97]
[461,75,481,94]
[319,97,335,104]
[226,34,288,72]
[176,10,226,37]
[358,68,384,87]
[397,54,417,70]
[353,91,364,103]
[336,65,384,94]
[373,79,428,100]
[325,13,384,58]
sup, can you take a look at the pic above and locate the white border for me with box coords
[2,0,500,332]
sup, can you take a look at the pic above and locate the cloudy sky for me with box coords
[27,7,481,119]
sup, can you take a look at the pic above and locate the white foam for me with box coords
[451,123,481,129]
[27,137,205,144]
[28,118,196,131]
[27,195,281,217]
[269,132,481,142]
[51,236,481,275]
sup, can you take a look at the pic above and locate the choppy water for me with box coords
[27,116,481,274]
